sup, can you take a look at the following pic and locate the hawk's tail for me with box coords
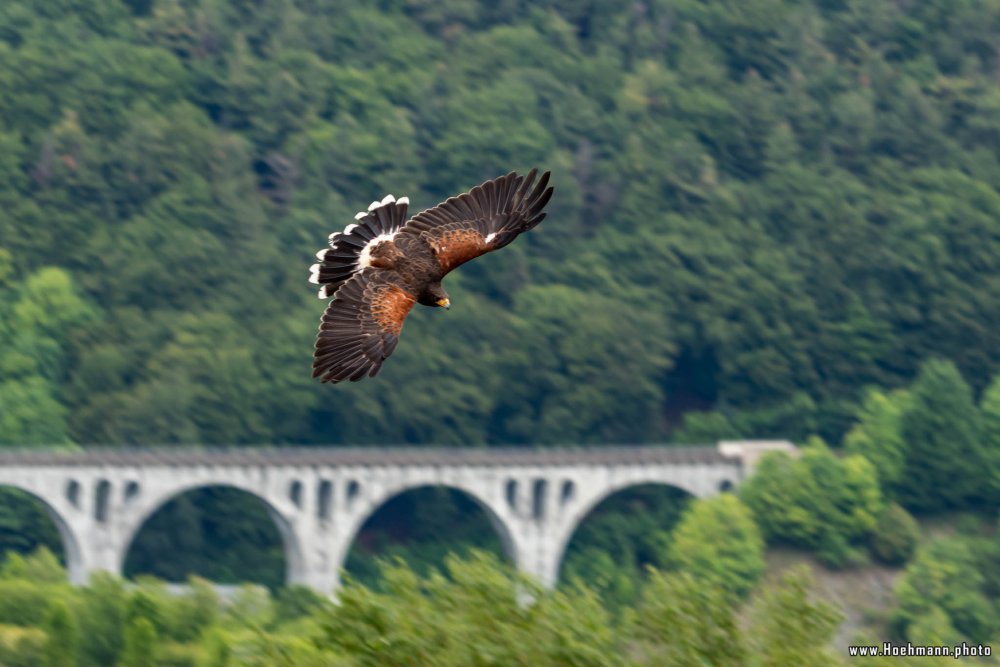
[310,196,409,298]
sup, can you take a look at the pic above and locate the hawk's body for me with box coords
[310,169,553,383]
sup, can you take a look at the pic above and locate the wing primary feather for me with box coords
[527,186,554,219]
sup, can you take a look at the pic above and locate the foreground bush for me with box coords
[893,538,998,645]
[868,503,920,566]
[665,494,765,599]
[318,552,616,666]
[741,441,882,567]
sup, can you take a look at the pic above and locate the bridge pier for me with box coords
[509,523,563,588]
[0,442,794,593]
[72,526,129,584]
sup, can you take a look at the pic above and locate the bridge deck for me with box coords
[0,445,730,467]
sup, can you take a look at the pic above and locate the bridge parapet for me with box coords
[718,439,798,470]
[0,444,737,467]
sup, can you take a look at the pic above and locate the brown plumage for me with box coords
[310,169,553,383]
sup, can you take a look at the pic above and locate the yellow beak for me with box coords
[438,298,450,310]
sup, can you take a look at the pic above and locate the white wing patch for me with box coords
[485,232,497,244]
[313,193,409,293]
[358,232,399,269]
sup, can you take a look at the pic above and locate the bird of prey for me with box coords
[310,169,553,383]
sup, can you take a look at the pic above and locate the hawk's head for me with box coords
[420,283,450,310]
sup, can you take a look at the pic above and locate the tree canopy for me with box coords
[0,0,999,446]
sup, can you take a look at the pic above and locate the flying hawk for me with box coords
[310,169,553,383]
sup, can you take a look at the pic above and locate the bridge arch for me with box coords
[121,480,304,586]
[333,480,517,584]
[0,482,83,583]
[550,477,710,586]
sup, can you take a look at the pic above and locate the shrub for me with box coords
[741,440,883,567]
[747,567,842,667]
[893,538,998,644]
[868,503,920,566]
[0,624,46,667]
[119,617,157,667]
[896,359,987,511]
[631,570,746,666]
[665,494,765,599]
[41,600,78,667]
[0,548,66,583]
[0,580,56,626]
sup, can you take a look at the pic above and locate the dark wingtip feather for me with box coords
[528,185,554,218]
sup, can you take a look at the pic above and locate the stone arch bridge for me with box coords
[0,441,793,592]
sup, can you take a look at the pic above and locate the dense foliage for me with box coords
[0,543,997,666]
[845,359,1000,513]
[664,493,765,599]
[742,439,883,567]
[1,0,1000,447]
[892,535,1000,646]
[2,0,1000,661]
[867,502,920,566]
[0,547,953,667]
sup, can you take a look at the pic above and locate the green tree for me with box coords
[0,266,96,446]
[844,388,910,496]
[893,538,998,644]
[118,618,156,667]
[979,375,1000,508]
[896,359,988,511]
[0,624,47,667]
[168,577,219,643]
[906,605,962,647]
[0,548,65,583]
[0,579,57,627]
[41,600,78,667]
[77,573,126,667]
[0,495,66,564]
[742,441,883,566]
[665,494,765,600]
[200,629,231,667]
[868,503,920,566]
[748,567,843,667]
[629,570,746,666]
[318,551,615,666]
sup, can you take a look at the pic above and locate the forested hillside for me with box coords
[2,0,1000,446]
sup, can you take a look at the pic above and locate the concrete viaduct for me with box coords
[0,441,794,593]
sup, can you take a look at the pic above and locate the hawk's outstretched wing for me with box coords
[401,169,553,274]
[313,271,416,383]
